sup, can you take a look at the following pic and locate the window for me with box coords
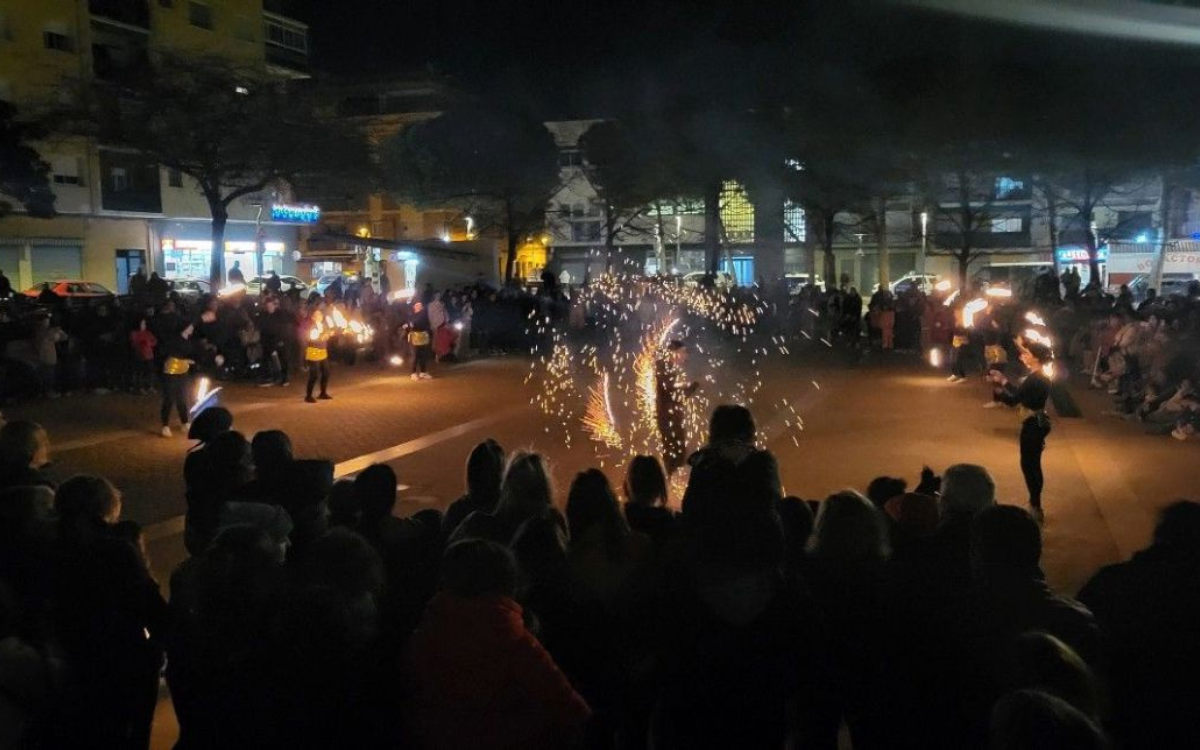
[43,31,75,53]
[188,1,212,30]
[558,150,583,168]
[110,167,128,192]
[167,168,183,188]
[784,201,806,243]
[571,221,602,242]
[52,157,83,186]
[995,176,1028,200]
[990,217,1023,233]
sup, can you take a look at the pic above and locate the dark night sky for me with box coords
[282,0,1200,121]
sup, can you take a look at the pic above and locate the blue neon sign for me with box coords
[271,203,321,223]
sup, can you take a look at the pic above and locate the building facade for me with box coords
[0,0,312,293]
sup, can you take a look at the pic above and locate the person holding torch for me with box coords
[304,306,335,403]
[159,322,197,437]
[990,340,1054,524]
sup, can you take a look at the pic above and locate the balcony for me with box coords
[89,0,150,30]
[264,12,309,75]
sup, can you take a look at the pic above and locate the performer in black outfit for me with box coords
[992,341,1053,523]
[655,340,697,474]
[159,322,196,437]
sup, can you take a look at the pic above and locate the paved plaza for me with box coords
[7,347,1195,597]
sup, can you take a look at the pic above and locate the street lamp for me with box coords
[920,211,928,273]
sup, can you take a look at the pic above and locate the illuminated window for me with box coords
[719,181,754,243]
[990,217,1022,233]
[995,176,1028,200]
[784,201,805,242]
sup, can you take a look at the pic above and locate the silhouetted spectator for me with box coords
[989,690,1109,750]
[1078,499,1200,750]
[622,454,678,549]
[0,421,54,492]
[53,476,166,749]
[403,539,590,749]
[441,439,505,540]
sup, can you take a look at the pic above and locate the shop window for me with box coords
[188,1,212,30]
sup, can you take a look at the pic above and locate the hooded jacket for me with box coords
[403,593,590,749]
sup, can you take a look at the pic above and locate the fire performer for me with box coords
[304,306,334,403]
[159,322,196,437]
[655,339,697,474]
[990,341,1054,524]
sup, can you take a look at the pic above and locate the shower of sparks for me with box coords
[582,371,623,449]
[528,256,809,468]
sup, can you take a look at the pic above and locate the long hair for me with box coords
[807,490,891,562]
[624,454,667,507]
[567,469,631,562]
[496,451,554,525]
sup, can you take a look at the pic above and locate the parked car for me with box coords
[245,275,309,297]
[22,280,115,302]
[890,272,942,295]
[682,271,735,290]
[168,277,212,301]
[784,272,826,294]
[313,274,343,296]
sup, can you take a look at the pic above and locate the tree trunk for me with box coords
[1154,178,1173,293]
[874,197,890,289]
[605,202,618,273]
[1046,189,1060,278]
[210,205,228,289]
[704,180,722,276]
[1082,206,1100,284]
[958,251,970,291]
[821,209,837,285]
[503,199,517,283]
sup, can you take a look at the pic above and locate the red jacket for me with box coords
[130,329,157,361]
[403,593,590,749]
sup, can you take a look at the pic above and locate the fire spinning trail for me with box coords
[527,259,806,471]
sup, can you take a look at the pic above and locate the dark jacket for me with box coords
[1079,544,1200,750]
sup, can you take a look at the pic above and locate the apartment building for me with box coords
[0,0,312,293]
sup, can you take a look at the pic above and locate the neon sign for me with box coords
[1056,247,1108,263]
[270,203,321,223]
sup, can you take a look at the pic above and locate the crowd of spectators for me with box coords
[0,271,558,402]
[777,272,1200,442]
[2,400,1198,749]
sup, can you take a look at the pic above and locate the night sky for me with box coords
[282,0,1200,121]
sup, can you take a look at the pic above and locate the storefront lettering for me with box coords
[271,203,321,223]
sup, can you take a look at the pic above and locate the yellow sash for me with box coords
[305,346,328,362]
[163,357,190,375]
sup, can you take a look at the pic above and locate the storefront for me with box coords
[161,238,287,280]
[154,220,299,281]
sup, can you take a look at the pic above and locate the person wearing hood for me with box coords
[403,539,590,749]
[442,440,506,541]
[159,321,197,438]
